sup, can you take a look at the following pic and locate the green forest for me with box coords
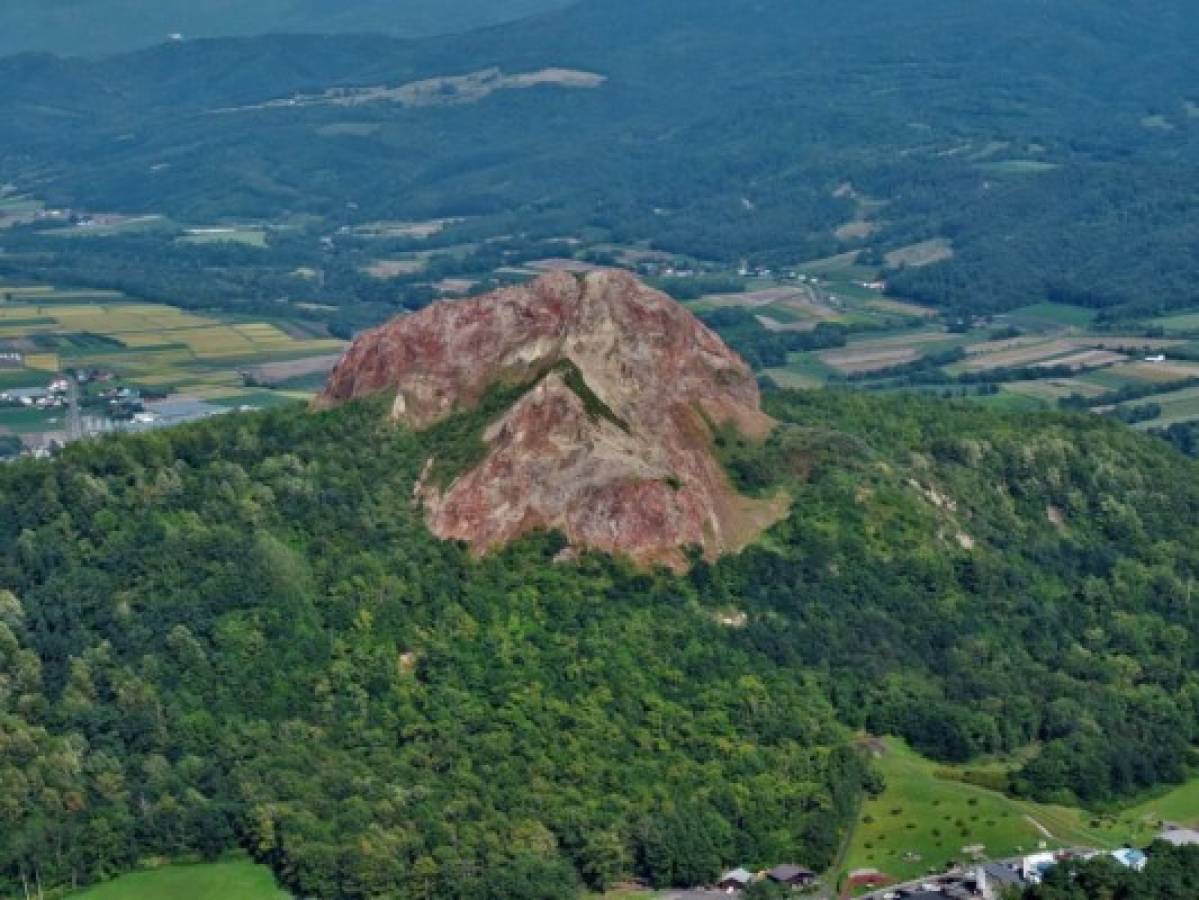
[2,387,1198,897]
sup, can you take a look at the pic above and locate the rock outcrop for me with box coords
[316,270,786,568]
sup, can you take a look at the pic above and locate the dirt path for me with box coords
[1025,815,1054,840]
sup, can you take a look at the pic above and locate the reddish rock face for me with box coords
[316,270,786,568]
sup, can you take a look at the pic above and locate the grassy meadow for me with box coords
[840,738,1199,892]
[71,860,288,900]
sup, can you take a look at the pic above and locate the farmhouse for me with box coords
[1017,851,1058,884]
[765,863,815,887]
[1108,848,1148,872]
[717,867,753,892]
[978,861,1025,894]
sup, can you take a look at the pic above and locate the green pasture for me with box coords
[1005,303,1096,328]
[71,860,288,900]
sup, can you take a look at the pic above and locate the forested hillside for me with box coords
[1,0,1197,319]
[1,389,1197,896]
[0,0,570,57]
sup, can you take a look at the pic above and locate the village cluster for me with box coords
[0,367,249,460]
[690,827,1199,899]
[0,375,71,410]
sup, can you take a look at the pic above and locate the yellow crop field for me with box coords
[0,289,346,409]
[24,353,61,371]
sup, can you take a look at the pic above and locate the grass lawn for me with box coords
[974,391,1048,411]
[1148,309,1199,334]
[842,738,1199,892]
[0,370,46,390]
[1005,303,1096,328]
[841,739,1141,889]
[0,406,65,434]
[72,860,288,900]
[1123,778,1199,829]
[846,739,1064,886]
[1074,368,1144,391]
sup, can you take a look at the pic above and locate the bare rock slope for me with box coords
[316,270,786,568]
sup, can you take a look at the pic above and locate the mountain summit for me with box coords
[317,270,786,567]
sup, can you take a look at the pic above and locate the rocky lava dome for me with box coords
[316,270,787,568]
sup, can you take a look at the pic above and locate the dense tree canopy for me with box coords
[1,388,1198,896]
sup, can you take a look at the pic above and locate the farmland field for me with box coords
[1003,378,1109,402]
[72,860,288,900]
[0,285,345,441]
[884,238,954,269]
[1110,360,1199,383]
[841,738,1185,891]
[179,226,268,247]
[1145,309,1199,334]
[1118,385,1199,429]
[0,406,66,434]
[951,339,1085,374]
[1004,303,1096,328]
[839,738,1117,886]
[820,346,921,375]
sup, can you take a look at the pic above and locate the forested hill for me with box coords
[2,0,1197,318]
[2,388,1198,897]
[0,0,571,58]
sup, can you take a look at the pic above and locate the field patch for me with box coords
[71,860,288,900]
[844,739,1124,887]
[884,238,953,269]
[1117,385,1199,429]
[865,297,938,319]
[180,227,268,247]
[316,122,383,137]
[820,346,921,374]
[954,339,1083,373]
[979,159,1060,176]
[1123,778,1199,829]
[1004,379,1110,402]
[1035,349,1126,371]
[1148,309,1199,334]
[353,218,461,239]
[836,219,879,241]
[1111,360,1199,383]
[0,291,346,436]
[365,258,425,278]
[1004,303,1096,328]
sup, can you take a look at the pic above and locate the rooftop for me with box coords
[1158,827,1199,847]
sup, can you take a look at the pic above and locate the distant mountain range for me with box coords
[0,0,571,57]
[1,0,1197,317]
